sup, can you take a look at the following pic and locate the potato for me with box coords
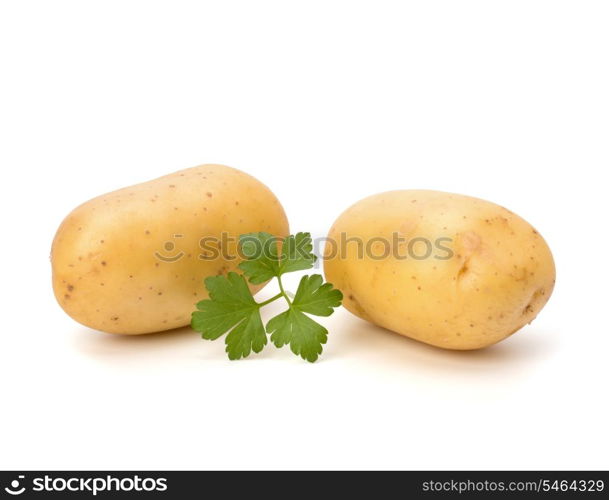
[52,164,289,334]
[324,190,555,349]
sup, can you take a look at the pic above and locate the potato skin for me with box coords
[52,164,289,334]
[324,190,555,349]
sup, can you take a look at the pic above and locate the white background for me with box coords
[1,1,608,470]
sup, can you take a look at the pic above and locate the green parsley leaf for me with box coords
[192,233,343,362]
[291,274,343,316]
[267,274,343,362]
[191,272,266,360]
[238,232,316,283]
[278,232,317,274]
[238,232,281,284]
[266,308,328,363]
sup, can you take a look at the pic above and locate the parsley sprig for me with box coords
[191,232,343,362]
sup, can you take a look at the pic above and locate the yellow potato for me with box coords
[324,190,555,349]
[52,164,289,334]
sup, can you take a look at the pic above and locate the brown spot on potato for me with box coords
[522,288,545,315]
[101,261,107,266]
[67,285,74,292]
[457,263,469,280]
[346,293,370,320]
[111,316,119,321]
[206,192,213,197]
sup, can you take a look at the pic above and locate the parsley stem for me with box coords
[257,292,283,307]
[277,274,292,305]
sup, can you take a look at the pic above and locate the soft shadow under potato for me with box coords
[70,323,282,363]
[327,311,558,375]
[71,325,198,359]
